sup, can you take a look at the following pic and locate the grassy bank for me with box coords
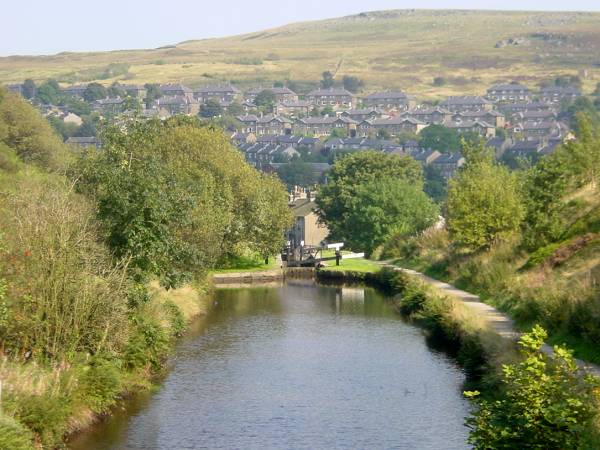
[0,281,211,450]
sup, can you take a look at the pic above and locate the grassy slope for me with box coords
[2,10,600,98]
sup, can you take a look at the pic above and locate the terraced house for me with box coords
[361,91,416,111]
[194,84,241,104]
[296,116,358,137]
[245,86,299,104]
[486,83,531,103]
[539,85,581,104]
[306,88,356,109]
[440,96,494,112]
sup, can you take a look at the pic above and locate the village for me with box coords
[6,77,581,181]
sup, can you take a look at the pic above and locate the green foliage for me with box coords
[199,99,223,118]
[466,325,599,449]
[163,300,186,337]
[21,79,36,99]
[83,82,107,102]
[0,414,35,450]
[342,75,364,93]
[423,164,447,203]
[0,91,69,169]
[276,159,318,188]
[124,315,170,371]
[78,355,123,414]
[321,71,334,89]
[447,141,524,250]
[254,89,276,109]
[35,79,61,105]
[419,124,461,152]
[344,178,439,254]
[316,151,423,247]
[563,113,600,187]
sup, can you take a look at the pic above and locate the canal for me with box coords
[69,281,470,449]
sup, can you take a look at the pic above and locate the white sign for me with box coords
[326,243,345,250]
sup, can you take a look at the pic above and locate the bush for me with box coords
[78,355,123,414]
[466,326,599,449]
[163,300,186,337]
[0,414,35,450]
[124,316,170,371]
[14,390,72,447]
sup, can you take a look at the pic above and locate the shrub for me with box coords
[124,316,170,371]
[77,355,123,414]
[163,300,186,337]
[466,326,599,449]
[0,414,35,450]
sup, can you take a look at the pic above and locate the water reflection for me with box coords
[69,282,470,450]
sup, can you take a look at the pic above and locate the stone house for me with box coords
[245,87,299,104]
[62,84,89,98]
[360,117,427,137]
[275,101,312,117]
[453,110,505,128]
[118,84,147,100]
[306,88,356,109]
[431,153,466,179]
[411,149,441,166]
[155,95,199,116]
[255,114,293,135]
[287,197,329,248]
[340,108,386,122]
[446,120,496,138]
[361,91,416,111]
[539,86,581,104]
[295,116,358,137]
[404,107,453,125]
[160,84,194,100]
[65,136,101,149]
[440,96,493,112]
[92,97,124,114]
[486,83,531,103]
[194,85,241,104]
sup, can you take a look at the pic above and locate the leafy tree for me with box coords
[227,101,244,116]
[74,117,98,137]
[108,82,126,98]
[466,326,598,450]
[62,96,91,116]
[199,99,223,118]
[342,75,364,93]
[329,127,347,138]
[565,97,600,130]
[254,90,276,109]
[320,106,336,117]
[345,178,439,254]
[144,83,162,107]
[447,140,524,250]
[321,71,335,89]
[316,151,423,246]
[419,124,461,152]
[376,128,390,140]
[22,79,36,99]
[563,113,600,187]
[83,83,107,102]
[273,81,284,88]
[424,165,447,203]
[276,159,318,188]
[36,79,62,105]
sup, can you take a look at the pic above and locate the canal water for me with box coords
[69,281,470,450]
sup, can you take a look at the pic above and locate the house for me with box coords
[160,84,194,100]
[539,86,581,104]
[440,96,493,112]
[6,84,23,95]
[453,110,505,128]
[486,83,531,103]
[65,136,101,149]
[255,115,293,135]
[431,153,466,179]
[446,120,496,138]
[194,85,241,104]
[117,84,147,100]
[92,97,124,114]
[515,110,557,124]
[362,91,416,111]
[519,121,559,141]
[404,107,453,125]
[287,196,329,248]
[295,116,358,137]
[237,114,259,133]
[362,117,427,136]
[62,84,89,98]
[499,101,556,116]
[231,132,257,145]
[63,112,83,126]
[275,101,312,117]
[504,139,546,160]
[411,149,442,165]
[486,137,513,159]
[306,88,356,109]
[340,108,385,122]
[245,86,298,104]
[155,95,199,116]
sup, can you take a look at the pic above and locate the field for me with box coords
[2,10,600,99]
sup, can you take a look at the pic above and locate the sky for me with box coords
[2,0,600,56]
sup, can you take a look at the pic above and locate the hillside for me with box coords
[2,9,600,98]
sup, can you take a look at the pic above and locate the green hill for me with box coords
[2,9,600,98]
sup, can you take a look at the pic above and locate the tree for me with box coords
[276,159,318,188]
[329,127,347,138]
[108,82,126,98]
[35,79,61,105]
[376,128,390,140]
[316,151,423,247]
[563,113,600,187]
[565,97,600,131]
[144,83,162,108]
[342,75,364,93]
[447,140,524,250]
[423,165,447,203]
[433,76,447,87]
[419,124,462,151]
[321,71,335,89]
[254,90,276,109]
[466,326,598,450]
[345,178,439,254]
[22,79,36,99]
[199,99,223,118]
[83,83,108,102]
[320,106,335,117]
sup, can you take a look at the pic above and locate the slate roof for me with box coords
[440,96,493,106]
[363,91,409,100]
[194,84,240,94]
[307,88,355,97]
